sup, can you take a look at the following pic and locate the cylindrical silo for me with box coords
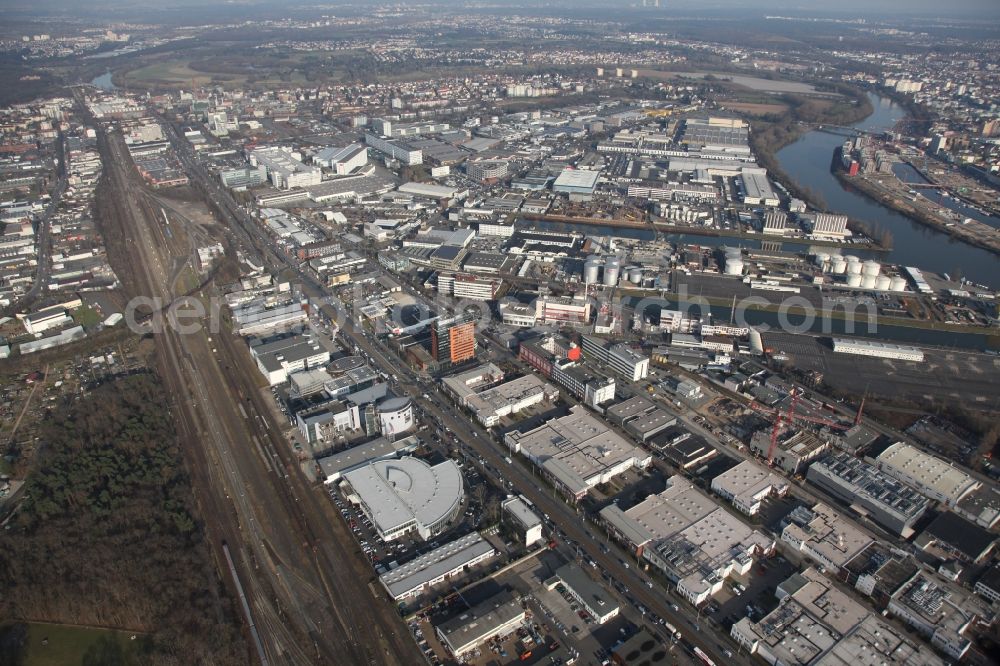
[724,256,744,276]
[862,260,881,278]
[583,258,601,285]
[847,258,863,276]
[847,273,863,288]
[814,252,830,267]
[875,275,891,291]
[830,256,847,275]
[889,276,907,292]
[861,274,877,289]
[628,267,643,284]
[604,258,621,286]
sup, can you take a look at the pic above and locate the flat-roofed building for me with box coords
[780,503,874,574]
[873,442,979,507]
[643,507,774,606]
[317,435,418,482]
[552,169,600,201]
[505,405,651,502]
[807,452,930,537]
[288,367,334,398]
[806,213,849,239]
[314,144,368,174]
[656,434,718,470]
[296,400,362,443]
[546,564,619,624]
[535,295,591,325]
[887,570,991,661]
[340,457,463,542]
[750,429,830,475]
[432,312,477,364]
[499,301,537,327]
[462,251,507,274]
[832,337,924,362]
[605,395,676,442]
[435,591,526,659]
[21,306,71,334]
[551,361,615,409]
[814,613,945,666]
[436,272,501,301]
[250,146,322,190]
[915,512,996,563]
[232,298,307,336]
[732,568,944,666]
[711,459,790,516]
[502,496,543,547]
[443,363,558,427]
[580,335,650,381]
[467,375,559,427]
[740,168,780,207]
[249,334,330,386]
[378,532,495,600]
[365,133,422,165]
[599,475,718,556]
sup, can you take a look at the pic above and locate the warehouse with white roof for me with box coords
[378,532,495,600]
[874,441,980,507]
[504,405,651,501]
[340,457,464,541]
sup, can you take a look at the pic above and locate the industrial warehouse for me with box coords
[504,405,652,501]
[378,532,496,601]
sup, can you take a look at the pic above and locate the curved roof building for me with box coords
[342,457,463,541]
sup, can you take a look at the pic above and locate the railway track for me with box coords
[91,108,421,665]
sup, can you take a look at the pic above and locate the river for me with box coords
[775,92,1000,288]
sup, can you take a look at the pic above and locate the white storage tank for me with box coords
[889,276,907,292]
[861,274,878,289]
[862,260,881,278]
[604,258,621,286]
[628,267,643,284]
[813,252,831,267]
[583,258,601,285]
[830,256,848,274]
[847,273,863,288]
[875,275,892,291]
[724,257,744,276]
[846,258,863,275]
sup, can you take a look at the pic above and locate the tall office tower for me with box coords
[431,313,478,364]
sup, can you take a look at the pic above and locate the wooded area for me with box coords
[0,372,246,666]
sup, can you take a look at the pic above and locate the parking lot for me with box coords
[705,555,796,632]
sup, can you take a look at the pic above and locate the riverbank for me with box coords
[617,286,999,341]
[520,213,888,251]
[833,168,1000,257]
[750,86,874,211]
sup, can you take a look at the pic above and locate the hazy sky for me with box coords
[2,0,1000,19]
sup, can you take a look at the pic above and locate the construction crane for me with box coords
[748,389,850,466]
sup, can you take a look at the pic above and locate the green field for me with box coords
[71,306,101,328]
[14,622,141,666]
